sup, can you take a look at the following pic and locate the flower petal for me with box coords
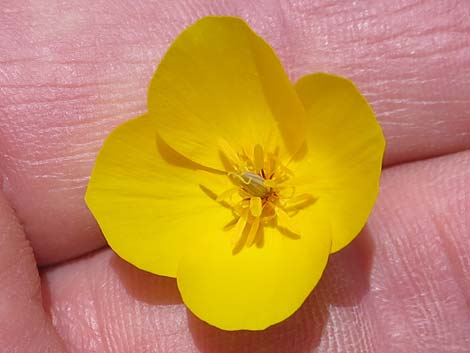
[177,209,331,330]
[85,116,231,277]
[293,73,385,253]
[148,16,307,170]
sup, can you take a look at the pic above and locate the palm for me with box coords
[1,1,469,352]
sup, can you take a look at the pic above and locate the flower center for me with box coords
[214,139,315,253]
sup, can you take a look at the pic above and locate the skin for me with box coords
[0,0,469,352]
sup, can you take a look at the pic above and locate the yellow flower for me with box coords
[85,16,385,331]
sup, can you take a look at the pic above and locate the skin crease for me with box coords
[0,0,469,352]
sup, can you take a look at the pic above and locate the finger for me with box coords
[42,248,330,353]
[42,149,470,353]
[0,192,66,353]
[278,0,470,166]
[315,149,470,352]
[1,0,469,265]
[42,250,190,353]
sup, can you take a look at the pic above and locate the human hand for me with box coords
[1,1,469,352]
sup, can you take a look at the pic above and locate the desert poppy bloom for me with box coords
[86,16,385,330]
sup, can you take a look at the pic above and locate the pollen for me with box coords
[215,140,315,253]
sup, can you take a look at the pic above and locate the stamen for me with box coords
[265,153,278,177]
[249,197,263,217]
[284,193,315,211]
[233,201,249,217]
[253,144,264,171]
[277,185,296,198]
[231,212,248,249]
[218,138,240,167]
[264,179,277,188]
[216,187,238,203]
[246,217,260,247]
[223,218,238,231]
[275,207,301,237]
